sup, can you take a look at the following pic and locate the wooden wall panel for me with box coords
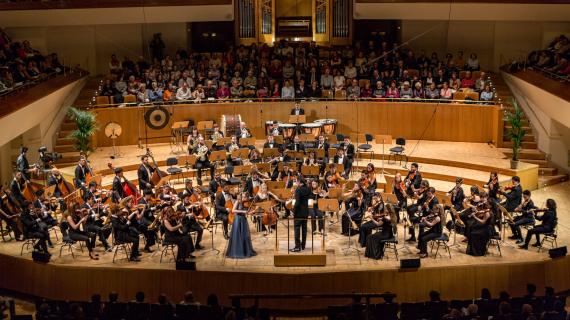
[91,102,501,147]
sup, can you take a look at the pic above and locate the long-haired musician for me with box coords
[359,192,385,248]
[192,137,215,186]
[466,192,492,256]
[405,179,430,242]
[82,194,111,251]
[163,206,195,262]
[110,206,141,261]
[176,194,204,250]
[509,189,536,244]
[226,192,257,259]
[519,199,557,250]
[417,204,444,258]
[64,207,98,260]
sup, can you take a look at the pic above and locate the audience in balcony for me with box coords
[527,35,570,80]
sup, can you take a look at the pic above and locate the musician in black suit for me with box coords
[74,157,89,188]
[16,147,34,180]
[209,172,225,202]
[176,194,204,249]
[509,189,537,243]
[290,102,305,115]
[245,170,266,198]
[137,155,156,192]
[225,135,243,167]
[519,199,557,249]
[287,135,306,153]
[342,137,355,160]
[263,135,281,151]
[333,148,350,178]
[20,201,49,253]
[268,122,281,137]
[193,137,215,186]
[291,175,311,252]
[236,122,252,140]
[10,171,27,207]
[499,176,523,212]
[110,207,140,261]
[406,179,430,242]
[214,183,233,239]
[111,167,127,203]
[82,194,111,251]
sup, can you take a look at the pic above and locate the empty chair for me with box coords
[331,134,345,148]
[357,134,374,160]
[389,137,407,165]
[165,157,182,182]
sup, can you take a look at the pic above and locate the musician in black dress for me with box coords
[137,155,156,192]
[162,206,195,261]
[308,179,326,234]
[484,171,500,203]
[499,176,522,212]
[509,190,536,243]
[214,183,233,239]
[359,193,384,247]
[393,173,407,217]
[20,201,49,253]
[110,207,141,261]
[447,178,465,212]
[466,192,492,256]
[417,204,444,258]
[82,194,111,251]
[176,194,204,250]
[291,175,311,252]
[341,184,366,236]
[192,137,215,186]
[65,208,98,260]
[519,199,557,249]
[111,167,128,203]
[362,163,377,204]
[406,180,430,242]
[364,204,393,259]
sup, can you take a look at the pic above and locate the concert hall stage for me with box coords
[1,139,566,308]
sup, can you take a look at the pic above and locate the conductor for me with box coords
[291,175,311,252]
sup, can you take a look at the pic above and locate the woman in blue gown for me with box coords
[226,192,257,259]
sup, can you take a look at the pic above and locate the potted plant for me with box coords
[505,100,526,169]
[67,107,99,157]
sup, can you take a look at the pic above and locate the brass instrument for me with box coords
[211,131,223,143]
[196,144,208,161]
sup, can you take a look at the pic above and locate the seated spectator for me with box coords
[449,72,461,92]
[270,82,281,99]
[204,80,217,99]
[269,59,282,79]
[257,86,269,99]
[344,61,357,80]
[480,84,494,101]
[243,70,257,90]
[216,82,230,101]
[461,71,475,89]
[192,84,205,103]
[385,80,400,99]
[474,71,486,91]
[281,79,295,99]
[230,79,243,99]
[373,81,385,98]
[282,60,295,79]
[440,82,452,100]
[257,71,270,91]
[163,82,175,102]
[467,53,479,71]
[435,68,448,88]
[400,81,413,99]
[333,69,346,92]
[148,81,163,102]
[413,82,425,99]
[454,51,465,70]
[320,68,333,89]
[178,71,194,89]
[179,291,200,306]
[100,79,123,104]
[347,79,361,99]
[295,78,308,99]
[425,82,440,99]
[308,80,321,99]
[360,82,372,99]
[176,82,192,101]
[137,83,150,103]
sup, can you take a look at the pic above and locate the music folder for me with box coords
[318,199,340,212]
[288,115,306,124]
[210,150,226,162]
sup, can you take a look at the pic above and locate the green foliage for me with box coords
[505,100,526,162]
[67,107,99,156]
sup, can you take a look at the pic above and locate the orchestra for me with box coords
[0,117,562,265]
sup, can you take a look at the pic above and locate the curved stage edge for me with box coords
[1,252,568,309]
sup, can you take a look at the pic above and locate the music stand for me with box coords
[255,162,271,174]
[178,155,197,173]
[240,137,256,147]
[263,148,279,158]
[288,115,306,124]
[301,165,320,178]
[209,150,226,163]
[217,137,231,147]
[274,135,284,144]
[171,121,190,154]
[266,181,285,190]
[375,135,392,177]
[233,165,252,180]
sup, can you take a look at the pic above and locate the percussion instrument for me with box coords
[265,120,283,135]
[301,123,323,138]
[314,119,338,135]
[220,114,242,136]
[279,123,297,139]
[145,106,170,130]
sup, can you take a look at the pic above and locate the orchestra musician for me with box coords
[276,163,295,189]
[137,155,156,192]
[176,194,204,250]
[16,146,36,180]
[509,189,537,244]
[33,190,57,235]
[362,163,377,204]
[405,179,430,242]
[519,199,557,250]
[10,171,27,207]
[415,187,439,245]
[287,135,306,154]
[364,201,394,260]
[290,102,305,115]
[20,201,50,254]
[47,168,68,198]
[484,171,500,203]
[269,121,281,137]
[446,177,465,212]
[315,135,330,174]
[333,148,350,179]
[249,149,263,163]
[74,157,91,188]
[245,170,267,198]
[393,172,407,215]
[64,207,98,260]
[263,134,281,151]
[82,194,112,251]
[324,163,344,186]
[208,172,225,203]
[226,135,243,167]
[290,175,311,252]
[341,137,355,171]
[226,192,257,259]
[341,183,366,236]
[214,182,233,239]
[304,151,318,167]
[417,204,444,258]
[458,186,484,242]
[466,191,492,256]
[210,123,225,151]
[186,127,200,153]
[404,163,422,195]
[498,176,523,212]
[237,122,252,140]
[253,183,281,235]
[0,187,23,241]
[309,179,326,234]
[192,137,215,186]
[111,167,127,203]
[159,184,177,206]
[359,192,385,247]
[110,206,141,261]
[162,206,195,261]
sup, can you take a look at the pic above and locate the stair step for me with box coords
[59,130,74,138]
[503,134,535,142]
[56,137,74,146]
[57,152,82,163]
[54,145,76,153]
[499,148,546,160]
[502,141,537,149]
[52,161,77,168]
[538,175,569,187]
[521,159,548,167]
[539,167,558,176]
[60,122,77,131]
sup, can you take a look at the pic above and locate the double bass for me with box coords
[147,149,168,185]
[107,163,140,200]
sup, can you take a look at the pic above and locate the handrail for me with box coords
[228,292,397,307]
[81,96,499,110]
[0,69,66,98]
[528,66,570,83]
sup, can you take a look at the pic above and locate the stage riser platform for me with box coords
[1,253,568,309]
[90,102,501,147]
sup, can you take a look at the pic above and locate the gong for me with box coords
[144,106,170,130]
